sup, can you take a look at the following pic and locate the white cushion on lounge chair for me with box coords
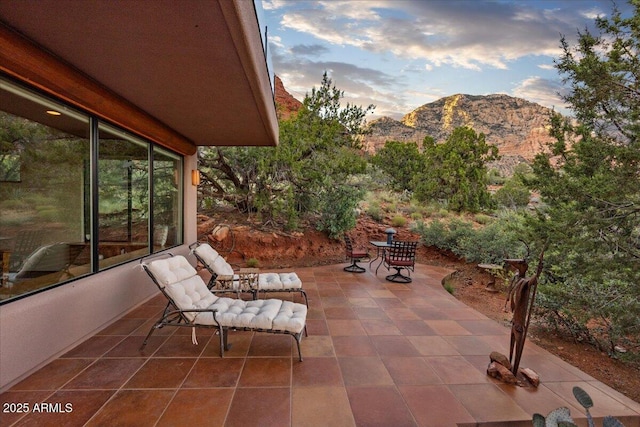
[259,272,302,290]
[211,256,234,276]
[193,243,220,265]
[144,256,306,333]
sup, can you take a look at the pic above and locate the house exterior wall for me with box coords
[0,155,198,391]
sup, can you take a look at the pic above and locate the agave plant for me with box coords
[532,386,625,427]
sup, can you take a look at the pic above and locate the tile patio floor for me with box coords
[1,262,639,426]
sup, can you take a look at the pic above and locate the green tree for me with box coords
[529,2,640,353]
[371,140,426,191]
[414,127,499,212]
[199,73,374,234]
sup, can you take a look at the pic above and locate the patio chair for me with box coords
[343,234,370,273]
[10,242,85,282]
[140,253,308,361]
[382,240,418,283]
[189,242,308,306]
[9,230,43,272]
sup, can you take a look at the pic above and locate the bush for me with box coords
[414,216,526,264]
[246,258,260,268]
[315,185,364,239]
[366,203,384,222]
[391,215,407,227]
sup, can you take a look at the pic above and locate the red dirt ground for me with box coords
[197,210,640,404]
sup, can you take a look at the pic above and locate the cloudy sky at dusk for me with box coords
[260,0,629,119]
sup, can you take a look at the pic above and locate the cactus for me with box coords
[532,387,624,427]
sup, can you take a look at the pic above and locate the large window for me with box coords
[0,77,183,303]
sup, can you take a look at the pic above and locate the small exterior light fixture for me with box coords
[191,169,200,186]
[385,228,396,245]
[46,110,61,116]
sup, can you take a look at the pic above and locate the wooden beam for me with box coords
[0,23,196,156]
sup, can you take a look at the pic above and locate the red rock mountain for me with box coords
[274,75,302,120]
[275,82,556,175]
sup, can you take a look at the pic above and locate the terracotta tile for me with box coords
[202,331,253,357]
[124,358,195,389]
[410,307,450,320]
[153,334,209,357]
[97,317,146,335]
[496,382,586,419]
[122,304,163,319]
[543,381,640,419]
[11,390,114,427]
[182,358,244,388]
[85,389,174,427]
[10,359,93,391]
[518,354,585,382]
[457,319,510,334]
[398,385,475,426]
[61,335,124,358]
[327,319,366,336]
[157,388,233,427]
[63,358,145,390]
[407,336,459,356]
[333,335,377,357]
[239,358,291,387]
[346,386,415,427]
[373,297,405,308]
[393,320,437,336]
[443,335,496,356]
[225,387,290,427]
[424,320,472,336]
[384,307,420,320]
[398,297,432,307]
[301,335,335,357]
[371,336,421,357]
[293,357,343,387]
[292,386,355,426]
[445,308,490,321]
[361,319,402,336]
[382,357,442,385]
[449,383,530,422]
[104,335,166,357]
[338,357,393,386]
[425,356,490,385]
[248,334,293,357]
[325,306,358,319]
[305,318,329,335]
[353,307,390,320]
[130,318,178,336]
[368,289,398,299]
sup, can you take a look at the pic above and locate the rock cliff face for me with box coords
[274,75,302,120]
[363,94,557,168]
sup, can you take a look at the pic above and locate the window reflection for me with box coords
[98,125,150,269]
[0,77,183,303]
[0,83,91,300]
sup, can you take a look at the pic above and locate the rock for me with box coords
[614,345,627,353]
[362,93,564,176]
[490,351,512,371]
[520,368,540,387]
[487,361,518,384]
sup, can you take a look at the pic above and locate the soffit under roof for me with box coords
[0,0,278,148]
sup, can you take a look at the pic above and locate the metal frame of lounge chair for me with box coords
[140,252,307,361]
[189,241,308,306]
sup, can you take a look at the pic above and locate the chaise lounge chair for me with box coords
[140,253,308,361]
[189,242,308,306]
